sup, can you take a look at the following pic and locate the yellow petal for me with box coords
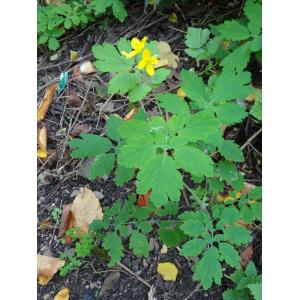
[146,64,155,76]
[151,56,158,65]
[176,88,187,98]
[140,36,147,49]
[137,59,146,69]
[168,13,178,23]
[54,288,69,300]
[142,48,151,61]
[131,38,140,50]
[157,262,178,281]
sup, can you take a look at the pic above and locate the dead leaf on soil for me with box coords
[68,91,82,107]
[168,13,178,23]
[37,254,65,285]
[157,262,178,281]
[40,219,52,231]
[72,65,84,82]
[138,190,151,207]
[70,124,90,138]
[80,61,96,74]
[156,42,179,69]
[37,124,48,159]
[58,204,74,243]
[99,271,121,296]
[240,244,253,268]
[37,83,58,121]
[70,50,78,61]
[124,107,138,121]
[54,287,69,300]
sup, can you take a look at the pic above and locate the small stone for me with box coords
[89,282,96,289]
[95,191,104,199]
[142,259,148,268]
[70,190,79,198]
[85,285,89,289]
[43,293,51,300]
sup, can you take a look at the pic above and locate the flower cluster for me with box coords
[121,37,158,76]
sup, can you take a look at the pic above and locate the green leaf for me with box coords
[250,202,262,222]
[157,93,190,115]
[251,35,262,52]
[118,119,150,139]
[223,288,248,300]
[208,178,225,193]
[64,19,72,29]
[129,231,149,257]
[248,283,262,300]
[218,140,244,162]
[115,165,135,186]
[103,232,124,267]
[220,42,252,72]
[159,221,186,247]
[112,0,127,22]
[220,206,240,225]
[193,246,222,289]
[38,34,48,44]
[108,72,138,94]
[218,160,238,183]
[244,0,262,36]
[117,37,132,53]
[92,43,134,72]
[180,239,205,257]
[152,68,171,84]
[48,37,60,51]
[180,218,204,237]
[185,27,210,49]
[137,221,153,233]
[89,153,115,179]
[91,0,112,15]
[129,85,151,102]
[215,103,247,125]
[173,145,214,177]
[180,70,206,107]
[69,133,112,158]
[216,20,250,41]
[219,242,240,269]
[105,114,123,141]
[250,89,262,120]
[223,226,252,246]
[240,206,254,224]
[249,186,262,200]
[210,70,252,103]
[137,154,183,206]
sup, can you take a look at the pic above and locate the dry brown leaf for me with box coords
[80,61,96,74]
[155,42,179,69]
[54,288,69,300]
[46,0,61,5]
[138,190,151,207]
[70,124,90,138]
[70,50,78,61]
[240,244,253,268]
[37,254,65,285]
[40,219,52,231]
[68,91,82,107]
[70,187,104,235]
[124,107,138,121]
[58,204,74,243]
[37,124,48,159]
[37,83,58,121]
[72,65,84,82]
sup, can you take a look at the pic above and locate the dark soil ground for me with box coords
[37,1,262,299]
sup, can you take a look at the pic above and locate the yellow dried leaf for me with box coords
[54,288,69,300]
[124,107,138,121]
[70,187,104,235]
[217,192,241,202]
[37,83,58,121]
[37,255,65,285]
[176,88,186,99]
[70,50,78,61]
[157,262,178,281]
[160,244,168,254]
[80,61,96,74]
[156,42,179,69]
[37,125,48,158]
[168,13,178,23]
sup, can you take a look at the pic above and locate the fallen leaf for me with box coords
[138,190,151,207]
[37,254,65,285]
[124,107,138,121]
[46,0,61,5]
[99,272,120,296]
[70,124,90,138]
[72,65,84,82]
[37,124,48,158]
[54,288,69,300]
[80,61,96,74]
[40,219,52,231]
[70,50,78,61]
[37,83,58,121]
[156,42,179,69]
[217,192,241,202]
[70,187,104,235]
[176,87,186,99]
[160,244,168,254]
[240,182,257,194]
[68,91,82,107]
[168,13,178,23]
[157,262,178,281]
[50,53,60,61]
[58,204,74,243]
[240,244,253,268]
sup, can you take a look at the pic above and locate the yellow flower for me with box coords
[137,49,158,76]
[121,36,147,59]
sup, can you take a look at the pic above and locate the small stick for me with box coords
[117,262,151,288]
[240,128,262,150]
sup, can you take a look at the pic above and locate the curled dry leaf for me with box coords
[240,244,253,268]
[54,288,69,300]
[70,124,90,138]
[40,219,52,231]
[37,124,48,159]
[68,91,82,107]
[138,190,151,207]
[156,42,179,69]
[37,83,58,121]
[124,107,138,121]
[80,61,96,74]
[157,262,178,281]
[70,50,78,61]
[160,244,168,254]
[58,204,74,243]
[37,254,65,285]
[72,65,84,82]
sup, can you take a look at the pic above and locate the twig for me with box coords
[117,262,151,288]
[184,284,200,300]
[240,128,262,150]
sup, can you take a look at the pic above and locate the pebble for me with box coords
[95,191,104,199]
[70,190,79,198]
[85,285,89,289]
[89,282,96,289]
